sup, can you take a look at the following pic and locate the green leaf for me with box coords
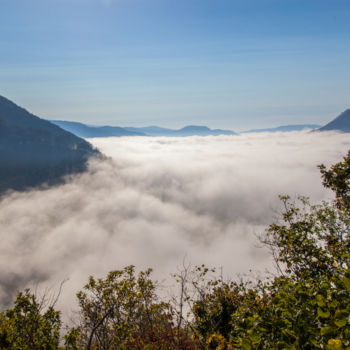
[242,339,252,350]
[329,300,339,309]
[342,277,350,290]
[248,330,261,344]
[326,338,343,350]
[321,326,333,336]
[335,318,347,328]
[316,294,326,307]
[318,308,330,318]
[334,310,348,328]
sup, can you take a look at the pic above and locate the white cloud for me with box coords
[0,131,349,318]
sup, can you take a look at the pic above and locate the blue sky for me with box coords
[0,0,349,130]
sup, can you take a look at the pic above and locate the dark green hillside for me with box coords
[0,95,100,193]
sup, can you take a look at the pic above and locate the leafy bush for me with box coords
[0,289,61,350]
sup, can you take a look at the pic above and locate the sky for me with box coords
[0,0,350,130]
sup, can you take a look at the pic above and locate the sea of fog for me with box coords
[0,131,349,318]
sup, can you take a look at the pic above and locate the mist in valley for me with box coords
[0,131,349,318]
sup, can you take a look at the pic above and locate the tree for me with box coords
[189,151,350,349]
[66,265,195,349]
[0,289,61,350]
[319,150,350,211]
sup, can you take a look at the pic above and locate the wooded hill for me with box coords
[0,96,100,194]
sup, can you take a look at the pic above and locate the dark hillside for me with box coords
[318,109,350,132]
[0,95,100,193]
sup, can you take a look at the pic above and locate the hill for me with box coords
[172,125,237,136]
[51,121,237,137]
[123,126,174,136]
[0,95,100,193]
[50,120,146,137]
[318,109,350,132]
[242,124,321,133]
[125,125,237,136]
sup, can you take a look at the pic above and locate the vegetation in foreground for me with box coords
[0,152,349,349]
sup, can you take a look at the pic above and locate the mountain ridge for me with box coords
[50,120,325,137]
[0,95,100,193]
[317,109,350,133]
[50,121,238,137]
[241,124,321,133]
[51,120,146,137]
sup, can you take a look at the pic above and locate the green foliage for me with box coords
[189,151,350,349]
[0,289,61,350]
[319,150,350,211]
[69,265,195,349]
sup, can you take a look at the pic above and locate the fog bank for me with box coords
[0,131,349,316]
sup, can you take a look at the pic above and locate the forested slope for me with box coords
[0,96,100,193]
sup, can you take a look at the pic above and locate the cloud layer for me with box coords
[0,131,349,317]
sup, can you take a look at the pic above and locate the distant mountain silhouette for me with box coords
[125,125,237,136]
[318,109,350,133]
[52,121,237,137]
[124,126,174,136]
[0,95,100,193]
[172,125,237,136]
[242,124,321,133]
[51,120,146,137]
